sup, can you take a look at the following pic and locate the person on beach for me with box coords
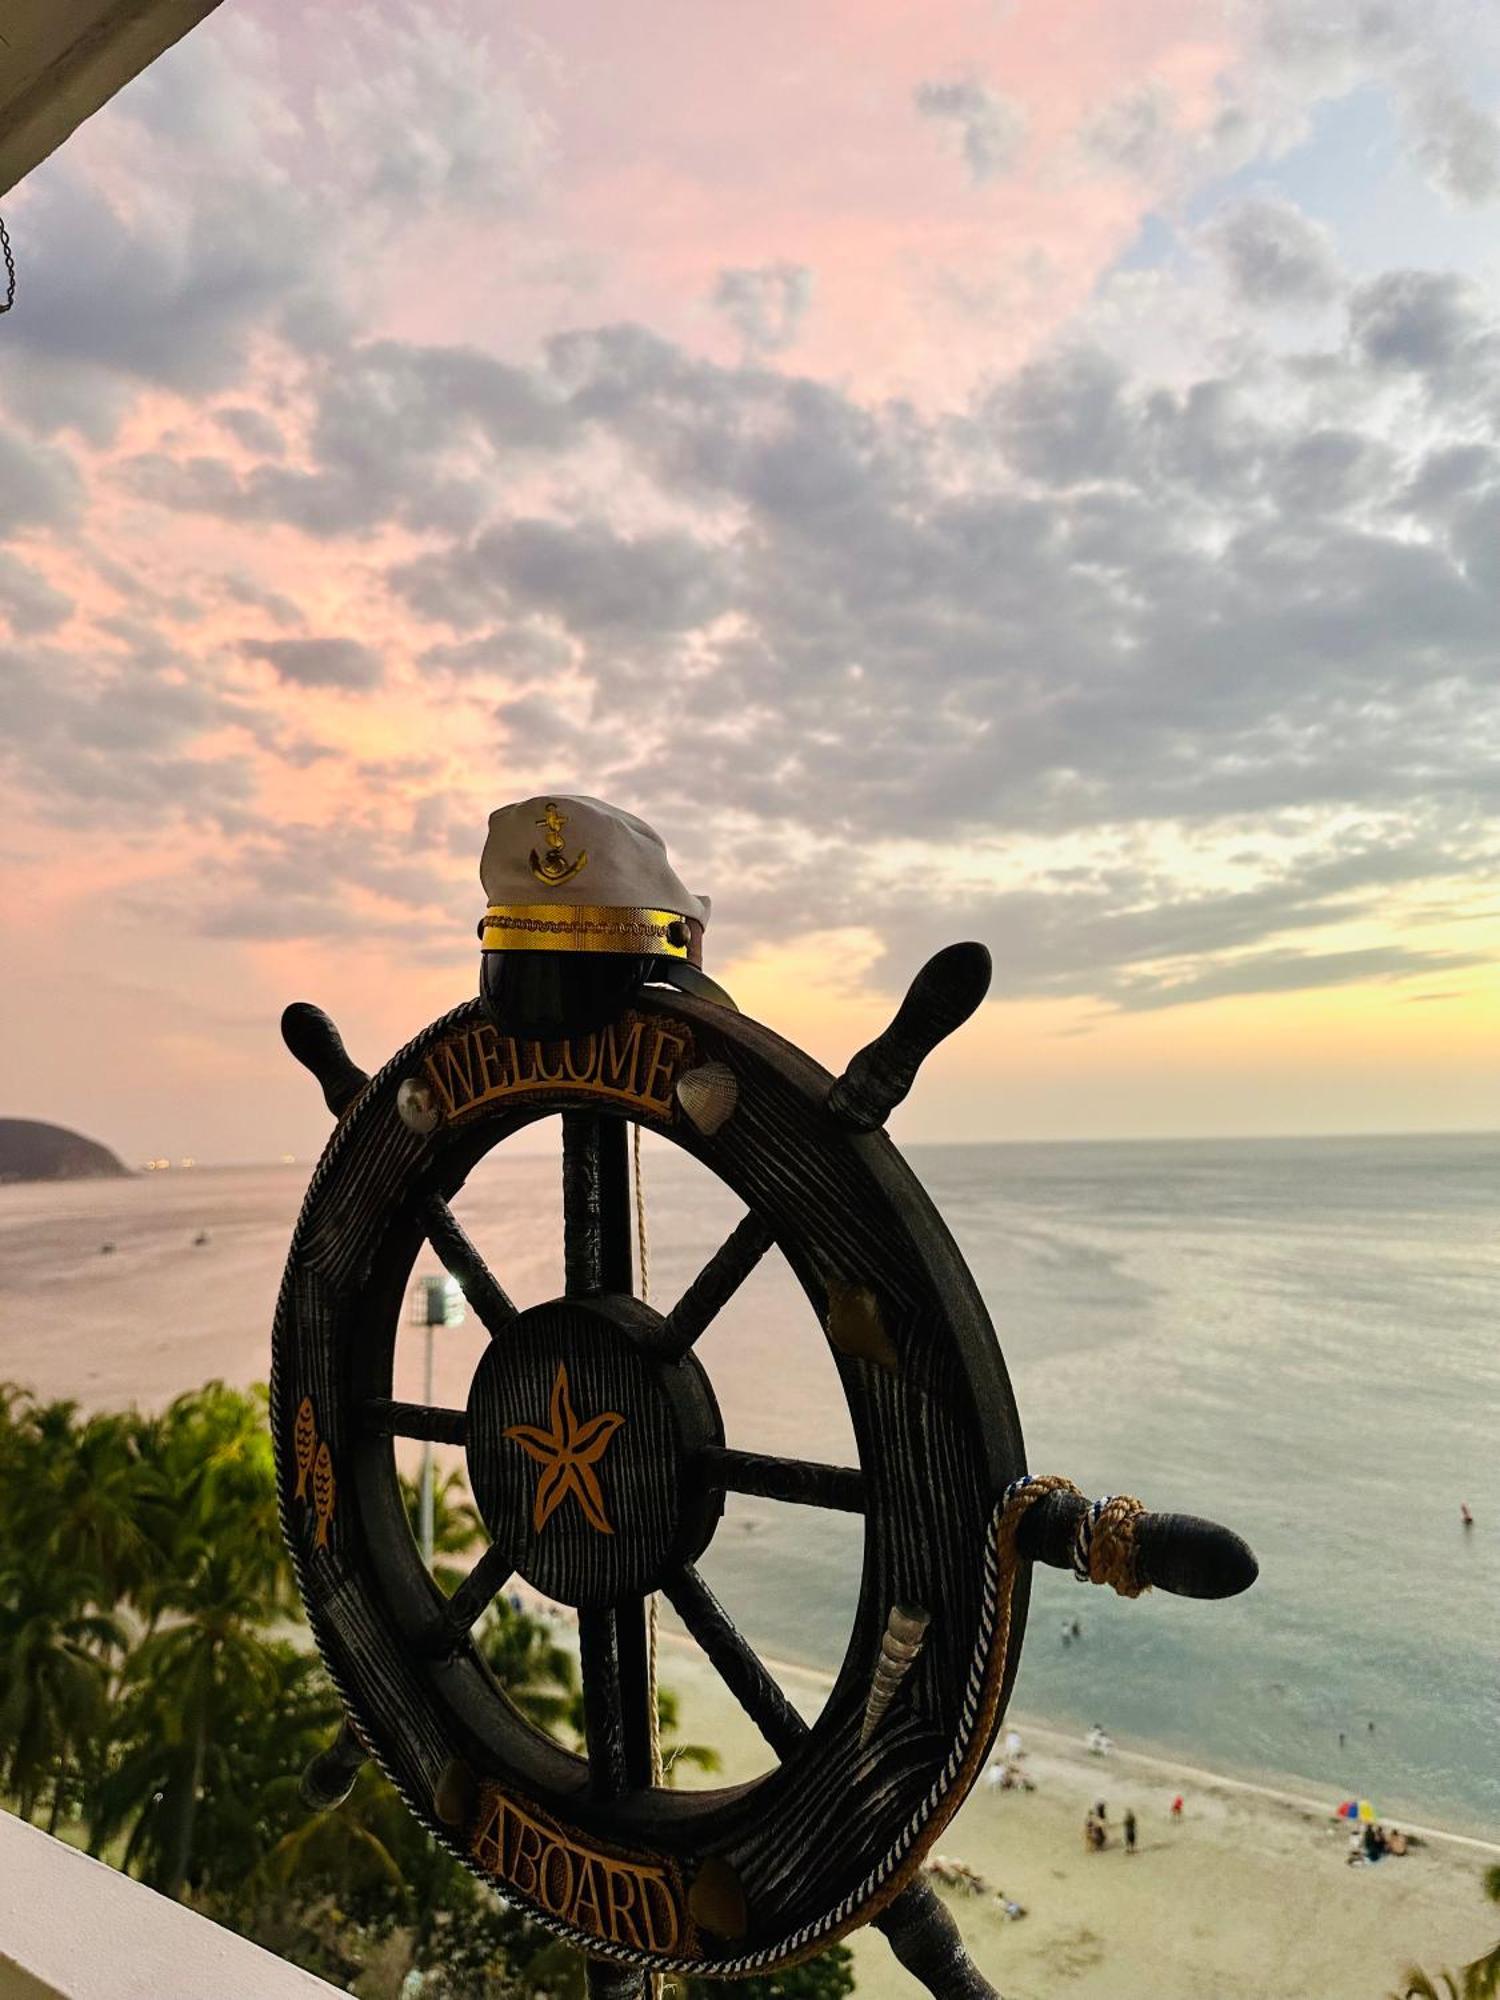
[1170,1794,1184,1820]
[1461,1502,1474,1527]
[1347,1827,1365,1866]
[1124,1809,1137,1855]
[1005,1727,1024,1761]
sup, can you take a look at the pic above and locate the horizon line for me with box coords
[114,1122,1500,1173]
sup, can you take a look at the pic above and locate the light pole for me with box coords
[409,1273,465,1567]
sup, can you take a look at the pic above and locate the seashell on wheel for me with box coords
[688,1855,749,1939]
[397,1077,442,1135]
[433,1757,477,1828]
[675,1060,738,1135]
[860,1602,931,1747]
[825,1282,898,1370]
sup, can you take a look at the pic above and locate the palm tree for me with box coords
[477,1598,581,1737]
[153,1384,293,1610]
[400,1465,485,1595]
[92,1538,289,1898]
[0,1545,123,1825]
[29,1409,170,1605]
[1395,1866,1500,1999]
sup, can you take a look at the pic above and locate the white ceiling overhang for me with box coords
[0,0,225,197]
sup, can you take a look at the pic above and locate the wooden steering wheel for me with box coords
[273,946,1255,1997]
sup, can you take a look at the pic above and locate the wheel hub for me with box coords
[466,1295,723,1609]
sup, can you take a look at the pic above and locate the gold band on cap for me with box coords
[481,903,689,957]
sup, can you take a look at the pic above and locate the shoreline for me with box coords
[655,1623,1500,1858]
[634,1627,1500,2000]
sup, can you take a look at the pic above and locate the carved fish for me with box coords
[312,1441,336,1549]
[860,1603,931,1747]
[294,1397,317,1501]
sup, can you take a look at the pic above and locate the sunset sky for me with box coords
[2,0,1498,1165]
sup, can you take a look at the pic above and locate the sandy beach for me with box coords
[649,1634,1499,2000]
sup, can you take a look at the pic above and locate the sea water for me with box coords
[1,1132,1495,1834]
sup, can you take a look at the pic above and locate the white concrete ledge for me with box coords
[0,1810,341,1999]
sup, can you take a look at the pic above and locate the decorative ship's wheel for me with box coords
[273,940,1256,1999]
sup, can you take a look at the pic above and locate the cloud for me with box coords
[914,78,1028,185]
[311,13,550,214]
[0,429,82,532]
[712,263,813,358]
[219,573,303,627]
[988,348,1131,483]
[6,0,1500,1028]
[1111,943,1485,1011]
[115,339,569,539]
[0,553,73,634]
[4,139,324,397]
[1349,269,1489,379]
[240,637,384,689]
[1081,84,1179,180]
[389,518,737,641]
[1201,197,1342,309]
[1403,79,1500,204]
[0,4,549,423]
[0,642,252,829]
[18,252,1500,1014]
[215,405,286,457]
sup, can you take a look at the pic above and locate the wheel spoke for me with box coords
[697,1446,864,1513]
[424,1540,513,1651]
[654,1212,775,1358]
[577,1607,631,1799]
[562,1114,634,1296]
[585,1962,646,2000]
[613,1598,656,1791]
[421,1196,518,1336]
[875,1882,1002,1999]
[663,1565,807,1760]
[364,1398,467,1446]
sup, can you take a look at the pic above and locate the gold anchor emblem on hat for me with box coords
[529,802,589,886]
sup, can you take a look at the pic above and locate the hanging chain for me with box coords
[0,215,14,315]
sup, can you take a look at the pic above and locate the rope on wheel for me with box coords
[633,1119,665,2000]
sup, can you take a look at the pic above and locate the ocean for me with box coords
[2,1131,1495,1836]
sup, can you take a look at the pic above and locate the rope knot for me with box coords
[998,1476,1151,1599]
[1074,1491,1149,1598]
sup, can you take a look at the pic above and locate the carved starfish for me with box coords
[505,1363,625,1537]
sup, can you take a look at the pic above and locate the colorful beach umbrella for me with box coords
[1335,1799,1376,1822]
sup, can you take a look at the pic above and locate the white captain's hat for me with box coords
[479,795,709,958]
